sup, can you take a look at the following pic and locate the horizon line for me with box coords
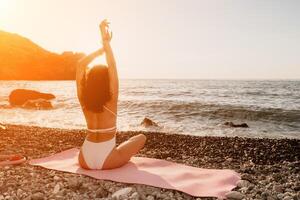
[0,78,299,81]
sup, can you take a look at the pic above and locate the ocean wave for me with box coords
[120,100,300,124]
[2,98,299,125]
[243,91,297,97]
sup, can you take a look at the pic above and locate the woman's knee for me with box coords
[138,134,146,144]
[130,134,146,146]
[129,133,145,141]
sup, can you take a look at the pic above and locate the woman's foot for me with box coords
[0,154,26,166]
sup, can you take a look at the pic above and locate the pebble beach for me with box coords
[0,124,299,200]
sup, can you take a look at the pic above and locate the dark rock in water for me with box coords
[141,117,158,127]
[224,121,249,128]
[22,99,53,110]
[9,89,55,106]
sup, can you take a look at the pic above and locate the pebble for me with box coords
[53,183,60,194]
[23,196,31,200]
[247,184,254,191]
[81,182,92,190]
[237,180,250,188]
[31,192,44,200]
[111,187,133,199]
[225,191,245,200]
[53,195,64,200]
[255,194,261,199]
[241,173,254,182]
[53,175,60,181]
[274,184,284,193]
[146,195,155,200]
[96,187,108,198]
[239,187,247,193]
[284,192,293,197]
[293,185,300,191]
[16,189,23,197]
[130,192,139,199]
[285,188,294,193]
[261,191,270,199]
[67,178,80,189]
[282,196,293,200]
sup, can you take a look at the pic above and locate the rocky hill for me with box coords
[0,30,84,80]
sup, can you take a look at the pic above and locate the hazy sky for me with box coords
[1,0,300,79]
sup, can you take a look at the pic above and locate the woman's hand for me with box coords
[100,19,112,42]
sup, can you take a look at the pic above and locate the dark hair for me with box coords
[81,65,111,112]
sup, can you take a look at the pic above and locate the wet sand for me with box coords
[0,124,299,199]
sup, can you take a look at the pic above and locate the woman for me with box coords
[76,20,146,170]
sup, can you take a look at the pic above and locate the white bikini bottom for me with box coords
[81,136,116,169]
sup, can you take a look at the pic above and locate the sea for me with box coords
[0,80,299,139]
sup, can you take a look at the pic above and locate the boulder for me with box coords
[9,89,55,106]
[141,117,158,127]
[224,121,249,128]
[22,99,53,110]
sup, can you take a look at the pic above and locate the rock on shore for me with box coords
[22,99,53,110]
[224,121,249,128]
[9,89,55,107]
[141,117,158,127]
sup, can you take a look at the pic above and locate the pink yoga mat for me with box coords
[29,148,240,199]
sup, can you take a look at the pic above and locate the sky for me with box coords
[0,0,300,79]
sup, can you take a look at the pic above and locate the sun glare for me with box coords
[0,0,14,21]
[0,0,9,7]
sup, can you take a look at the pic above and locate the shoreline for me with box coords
[1,122,299,140]
[0,124,299,199]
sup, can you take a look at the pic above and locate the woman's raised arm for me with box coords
[100,20,119,101]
